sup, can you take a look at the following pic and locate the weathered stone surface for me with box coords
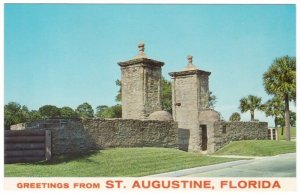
[148,111,173,121]
[210,121,268,153]
[81,119,178,149]
[199,109,221,122]
[177,128,190,151]
[11,119,178,155]
[10,118,268,155]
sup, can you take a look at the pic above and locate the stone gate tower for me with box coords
[169,55,211,152]
[118,43,164,120]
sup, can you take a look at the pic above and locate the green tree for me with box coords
[95,105,122,118]
[162,77,172,113]
[239,95,263,121]
[115,80,122,102]
[109,104,122,118]
[263,97,296,136]
[276,111,296,136]
[290,111,296,127]
[277,117,286,134]
[76,102,94,118]
[39,105,61,118]
[95,105,109,118]
[229,112,241,121]
[60,106,79,119]
[28,110,42,122]
[20,105,30,122]
[208,91,217,109]
[5,102,21,114]
[263,55,296,141]
[262,96,284,134]
[4,102,28,130]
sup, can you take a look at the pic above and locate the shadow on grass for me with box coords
[18,150,102,165]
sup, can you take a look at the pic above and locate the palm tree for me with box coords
[262,96,285,135]
[263,55,296,141]
[229,112,241,121]
[239,95,263,121]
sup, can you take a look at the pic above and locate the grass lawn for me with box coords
[214,140,296,156]
[277,127,296,140]
[5,147,238,177]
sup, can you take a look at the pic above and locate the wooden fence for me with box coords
[267,128,278,140]
[4,129,51,164]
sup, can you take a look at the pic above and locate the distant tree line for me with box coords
[4,102,122,130]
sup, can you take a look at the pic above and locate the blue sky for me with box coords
[4,4,296,126]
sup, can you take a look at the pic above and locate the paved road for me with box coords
[149,153,296,177]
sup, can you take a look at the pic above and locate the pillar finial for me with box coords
[184,54,197,70]
[138,42,145,53]
[134,42,147,59]
[187,55,193,64]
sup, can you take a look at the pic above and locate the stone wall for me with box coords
[10,119,268,155]
[211,121,268,152]
[11,119,178,155]
[10,119,72,130]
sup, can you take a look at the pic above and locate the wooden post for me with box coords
[45,130,51,160]
[275,128,278,141]
[270,128,273,140]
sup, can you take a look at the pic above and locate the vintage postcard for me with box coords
[1,1,297,194]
